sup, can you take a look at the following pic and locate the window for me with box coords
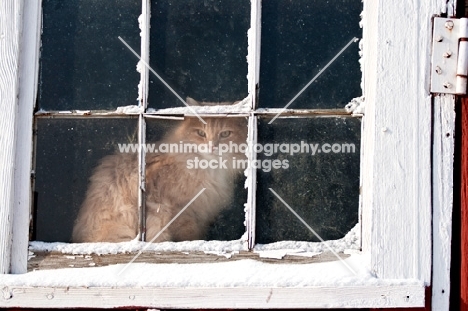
[0,0,455,309]
[33,0,361,248]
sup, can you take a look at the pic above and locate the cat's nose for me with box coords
[207,139,219,154]
[210,144,219,155]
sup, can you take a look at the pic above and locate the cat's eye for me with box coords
[196,129,206,137]
[219,130,232,138]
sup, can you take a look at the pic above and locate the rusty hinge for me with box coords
[431,17,468,95]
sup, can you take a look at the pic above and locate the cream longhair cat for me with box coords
[72,98,247,243]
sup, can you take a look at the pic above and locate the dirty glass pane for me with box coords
[34,118,138,242]
[255,117,361,243]
[145,117,247,241]
[149,0,249,109]
[39,0,141,111]
[259,0,362,109]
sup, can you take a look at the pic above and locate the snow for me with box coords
[74,110,91,115]
[115,105,144,114]
[136,61,144,103]
[0,224,393,288]
[146,97,251,115]
[254,222,360,252]
[204,250,239,259]
[7,220,379,290]
[112,98,251,116]
[29,238,247,255]
[344,96,365,115]
[0,252,422,288]
[254,249,321,259]
[28,223,360,256]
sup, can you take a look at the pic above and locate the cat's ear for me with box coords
[186,97,201,106]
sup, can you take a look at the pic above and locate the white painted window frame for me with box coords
[0,0,456,309]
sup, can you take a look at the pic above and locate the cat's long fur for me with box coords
[72,98,247,243]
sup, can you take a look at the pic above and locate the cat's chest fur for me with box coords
[144,152,237,241]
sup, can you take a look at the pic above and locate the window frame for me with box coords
[0,0,455,309]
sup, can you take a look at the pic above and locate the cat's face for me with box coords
[168,117,248,155]
[164,98,248,156]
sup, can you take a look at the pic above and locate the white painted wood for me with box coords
[432,96,456,311]
[11,0,42,275]
[431,1,457,310]
[247,0,261,109]
[138,0,149,241]
[0,0,24,274]
[246,114,257,249]
[0,285,425,309]
[246,0,261,248]
[361,0,445,282]
[137,114,146,241]
[431,5,457,311]
[140,0,150,109]
[245,114,258,249]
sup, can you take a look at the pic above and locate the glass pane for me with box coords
[255,117,361,243]
[145,117,248,241]
[39,0,141,111]
[149,0,249,109]
[34,118,138,242]
[259,0,362,109]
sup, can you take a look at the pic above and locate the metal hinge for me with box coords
[431,17,468,95]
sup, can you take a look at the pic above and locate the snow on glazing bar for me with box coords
[145,96,251,115]
[34,106,144,116]
[29,223,359,255]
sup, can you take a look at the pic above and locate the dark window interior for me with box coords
[39,0,141,111]
[260,0,362,109]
